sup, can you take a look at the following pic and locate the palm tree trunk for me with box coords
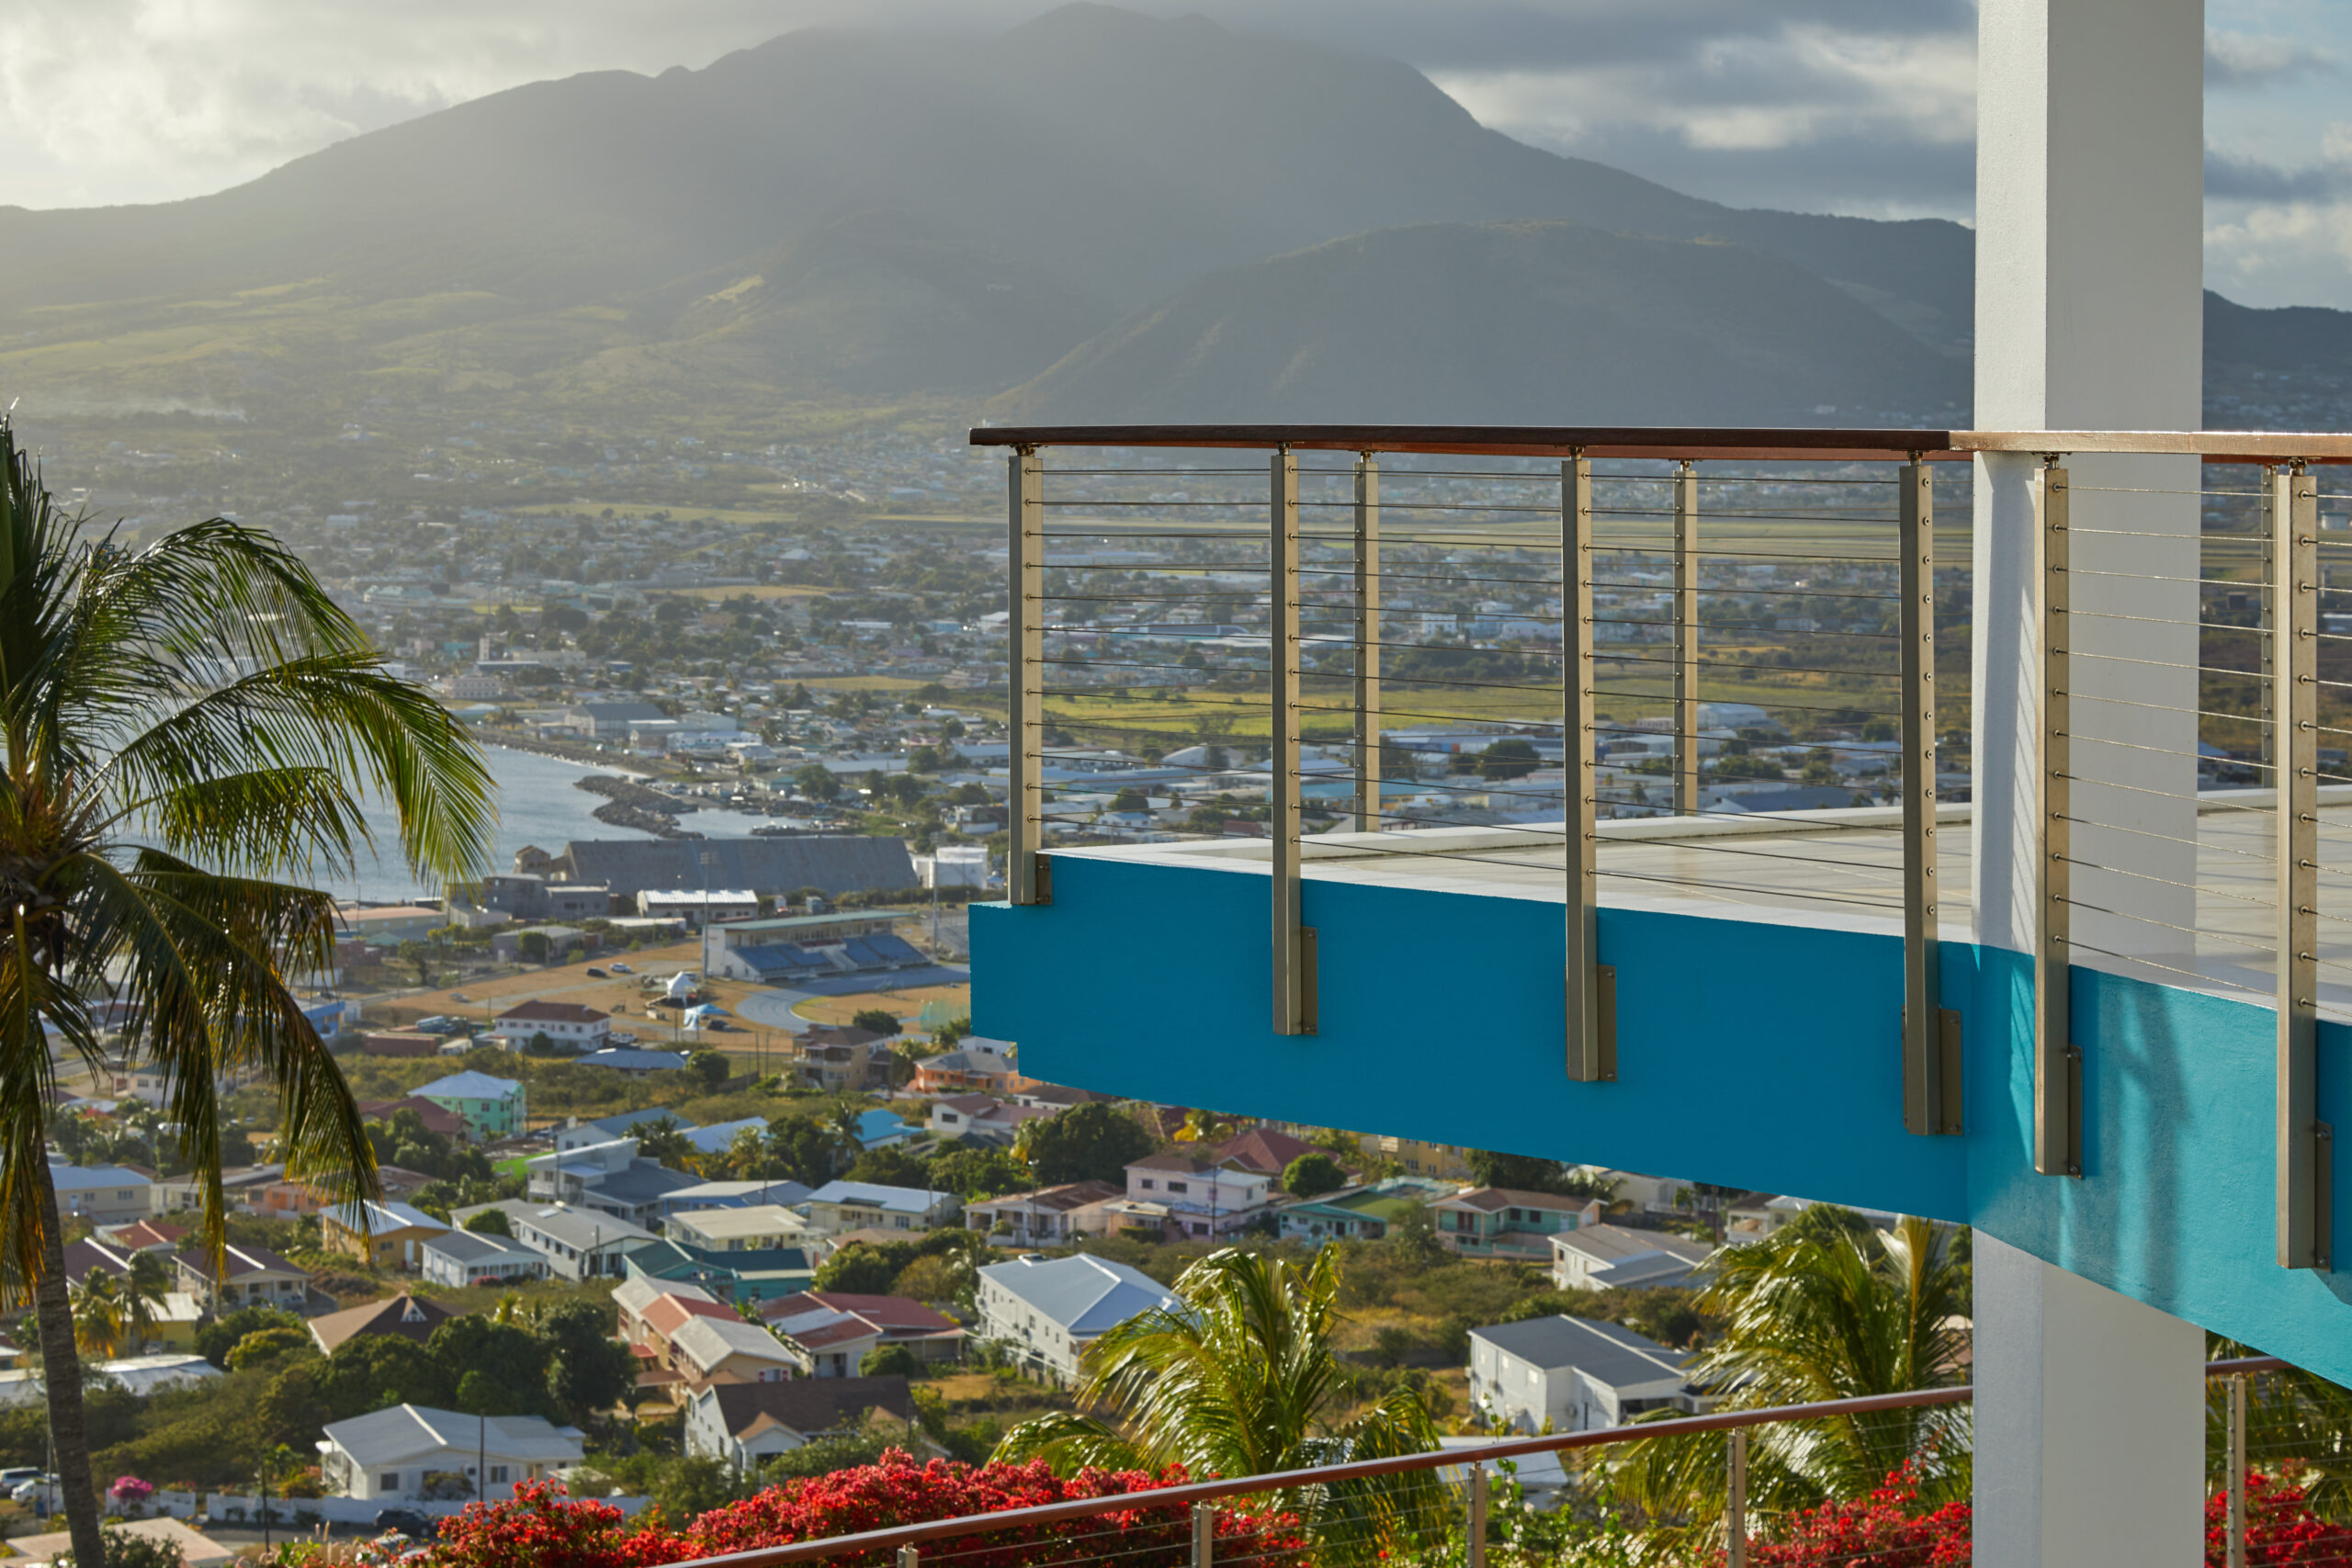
[30,1161,106,1568]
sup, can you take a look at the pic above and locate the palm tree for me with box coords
[827,1099,865,1169]
[1600,1213,1971,1539]
[995,1248,1442,1559]
[67,1273,128,1360]
[0,422,493,1566]
[119,1251,172,1354]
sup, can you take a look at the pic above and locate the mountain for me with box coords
[989,221,1972,425]
[0,3,2341,431]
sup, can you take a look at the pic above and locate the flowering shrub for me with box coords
[108,1476,153,1506]
[2203,1472,2352,1565]
[1740,1466,1969,1567]
[428,1452,1308,1568]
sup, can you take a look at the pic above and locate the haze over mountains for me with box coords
[0,3,2345,430]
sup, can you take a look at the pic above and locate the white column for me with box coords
[1972,4,2211,1562]
[1973,1235,2207,1567]
[1972,0,2205,969]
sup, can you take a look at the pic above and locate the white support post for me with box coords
[1972,0,2209,1560]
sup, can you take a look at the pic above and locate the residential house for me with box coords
[458,1201,654,1280]
[175,1242,311,1311]
[557,1109,696,1152]
[421,1229,551,1289]
[804,1180,961,1236]
[654,1179,815,1225]
[491,1000,613,1053]
[153,1162,283,1216]
[526,1138,702,1228]
[793,1026,889,1093]
[93,1219,185,1255]
[667,1205,816,1254]
[975,1253,1176,1384]
[1430,1188,1601,1260]
[684,1375,915,1468]
[1550,1225,1716,1292]
[1466,1315,1711,1434]
[1366,1134,1475,1182]
[49,1163,153,1224]
[962,1182,1125,1248]
[59,1238,203,1349]
[1122,1154,1270,1241]
[308,1293,455,1356]
[1207,1126,1324,1180]
[576,1047,690,1077]
[609,1280,709,1355]
[318,1201,451,1271]
[1276,1178,1453,1244]
[413,1071,527,1143]
[851,1109,917,1149]
[909,1041,1020,1096]
[927,1094,1050,1145]
[1007,1083,1116,1112]
[667,1314,797,1396]
[631,1290,745,1385]
[319,1404,584,1501]
[1723,1192,1902,1242]
[622,1239,816,1303]
[758,1292,965,1377]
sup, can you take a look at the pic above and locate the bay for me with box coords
[335,746,769,903]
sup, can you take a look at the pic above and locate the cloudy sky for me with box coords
[3,0,2347,306]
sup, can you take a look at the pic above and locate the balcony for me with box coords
[970,423,2352,1394]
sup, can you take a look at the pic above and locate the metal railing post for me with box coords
[1900,459,1957,1134]
[1466,1461,1487,1568]
[2277,463,2331,1269]
[1007,450,1046,906]
[1272,448,1314,1035]
[2036,460,2081,1177]
[1674,458,1701,817]
[1353,454,1381,834]
[1724,1428,1747,1568]
[1192,1500,1215,1568]
[2227,1372,2248,1568]
[899,1547,920,1568]
[2261,473,2278,775]
[1565,456,1613,1082]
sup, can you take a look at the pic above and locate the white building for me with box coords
[419,1228,551,1289]
[667,1205,815,1253]
[1549,1225,1716,1292]
[803,1180,961,1235]
[318,1404,584,1502]
[974,1253,1175,1384]
[913,845,989,889]
[683,1377,916,1468]
[458,1201,654,1280]
[1121,1155,1270,1241]
[636,889,761,927]
[49,1164,153,1224]
[1465,1315,1707,1434]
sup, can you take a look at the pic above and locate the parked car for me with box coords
[12,1475,57,1504]
[0,1468,40,1491]
[585,967,606,978]
[609,962,633,973]
[373,1506,436,1538]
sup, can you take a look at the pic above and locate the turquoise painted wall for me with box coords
[972,854,2352,1386]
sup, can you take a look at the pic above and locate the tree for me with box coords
[996,1248,1442,1557]
[395,939,440,988]
[1023,1102,1156,1186]
[929,1144,1028,1201]
[0,419,499,1566]
[812,1244,900,1296]
[195,1306,306,1370]
[1601,1215,1971,1529]
[633,1114,697,1168]
[761,1117,841,1187]
[859,1344,920,1378]
[1476,739,1540,780]
[224,1325,311,1371]
[537,1299,636,1427]
[685,1047,730,1091]
[517,931,550,964]
[463,1207,513,1237]
[793,763,842,803]
[843,1146,933,1189]
[851,1009,901,1038]
[1282,1152,1348,1199]
[1464,1149,1571,1194]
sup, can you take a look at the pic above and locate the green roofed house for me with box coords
[413,1070,527,1144]
[624,1238,816,1303]
[1275,1177,1455,1244]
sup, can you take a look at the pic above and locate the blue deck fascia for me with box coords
[972,853,2352,1385]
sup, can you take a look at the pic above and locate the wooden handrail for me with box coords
[669,1356,2289,1568]
[967,424,2352,463]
